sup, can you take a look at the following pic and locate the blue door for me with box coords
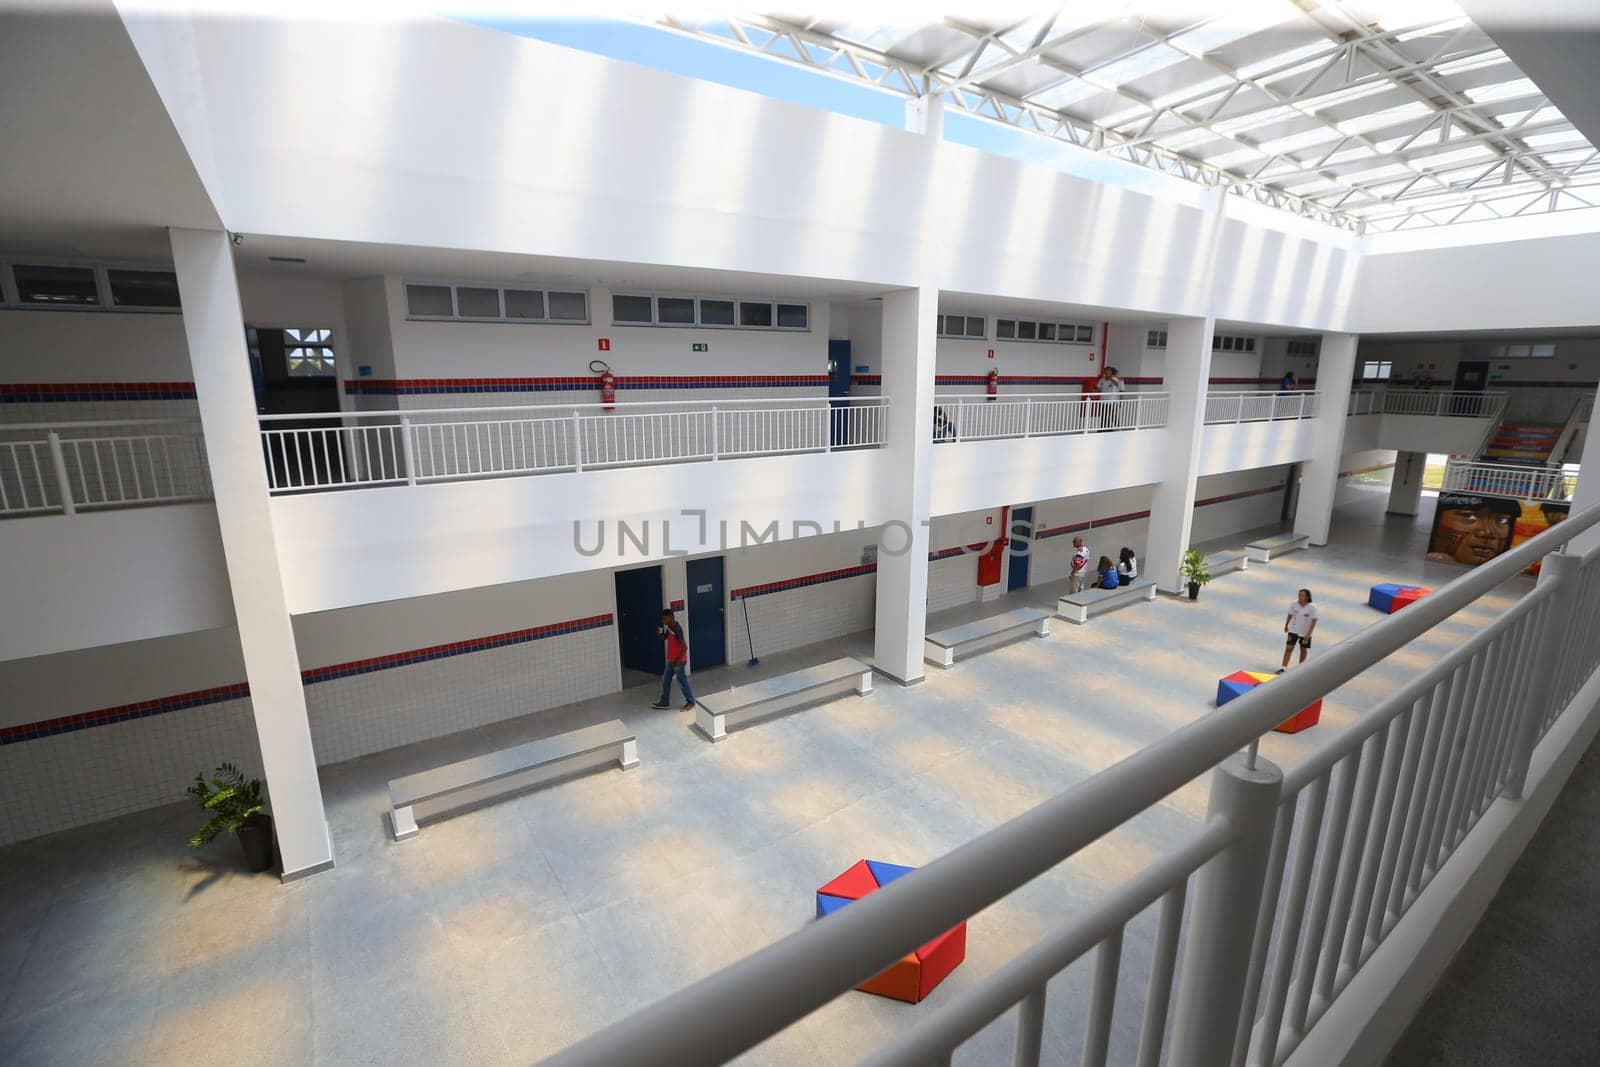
[1008,506,1033,591]
[614,565,665,675]
[828,339,852,447]
[685,556,726,669]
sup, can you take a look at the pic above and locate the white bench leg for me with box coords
[1057,599,1089,625]
[619,738,640,770]
[1239,557,1249,572]
[1142,584,1157,602]
[695,706,727,743]
[855,671,873,695]
[391,805,418,841]
[1034,617,1050,638]
[924,640,954,668]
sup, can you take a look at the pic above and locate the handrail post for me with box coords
[399,416,417,486]
[1503,551,1581,799]
[572,409,584,471]
[1169,752,1283,1065]
[46,430,75,515]
[711,405,720,459]
[1024,397,1033,437]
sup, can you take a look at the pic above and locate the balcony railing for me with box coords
[931,392,1169,442]
[258,397,889,494]
[1204,389,1316,424]
[542,505,1600,1067]
[1442,460,1574,500]
[0,419,210,517]
[1348,388,1508,421]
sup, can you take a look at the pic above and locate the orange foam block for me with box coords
[815,859,967,1003]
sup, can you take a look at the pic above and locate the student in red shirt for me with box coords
[651,608,697,711]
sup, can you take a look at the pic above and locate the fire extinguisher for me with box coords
[986,367,999,399]
[591,359,616,411]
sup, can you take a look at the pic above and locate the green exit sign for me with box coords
[692,342,709,352]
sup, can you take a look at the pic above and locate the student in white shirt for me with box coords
[1096,365,1126,429]
[1069,536,1090,594]
[1117,547,1138,584]
[1280,588,1318,672]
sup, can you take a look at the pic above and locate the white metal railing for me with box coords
[1442,460,1574,500]
[540,508,1600,1067]
[1204,389,1317,425]
[0,419,210,517]
[1347,389,1379,416]
[257,397,888,493]
[931,391,1169,442]
[1379,388,1507,420]
[1546,395,1593,468]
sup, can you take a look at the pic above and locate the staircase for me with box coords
[1479,421,1563,467]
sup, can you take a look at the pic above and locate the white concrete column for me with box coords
[1387,450,1426,517]
[905,94,945,137]
[170,228,333,880]
[1147,315,1215,593]
[1565,384,1600,557]
[1293,332,1359,546]
[872,285,938,684]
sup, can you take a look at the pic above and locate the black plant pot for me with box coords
[1187,582,1201,600]
[237,813,275,873]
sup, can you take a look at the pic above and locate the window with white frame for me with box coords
[609,292,810,331]
[1212,333,1257,352]
[1146,328,1168,349]
[1286,339,1319,357]
[2,259,182,312]
[404,280,589,324]
[285,328,336,377]
[1361,360,1393,381]
[938,313,986,339]
[995,317,1094,344]
[1484,341,1557,359]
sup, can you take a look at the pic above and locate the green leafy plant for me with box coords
[1180,548,1212,587]
[184,763,266,849]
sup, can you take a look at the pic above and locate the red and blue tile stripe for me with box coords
[0,381,197,403]
[732,563,876,600]
[1,613,613,746]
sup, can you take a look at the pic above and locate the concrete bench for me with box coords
[1056,576,1156,624]
[1245,533,1311,564]
[1204,549,1249,577]
[693,657,872,743]
[924,607,1051,668]
[388,719,637,840]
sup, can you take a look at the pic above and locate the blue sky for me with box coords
[453,13,1201,201]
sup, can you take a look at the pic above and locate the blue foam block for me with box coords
[866,860,917,889]
[1216,678,1256,707]
[816,892,853,918]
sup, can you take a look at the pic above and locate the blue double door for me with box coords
[613,557,726,675]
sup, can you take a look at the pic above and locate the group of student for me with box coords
[1068,536,1138,593]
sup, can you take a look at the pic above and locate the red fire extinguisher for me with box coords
[986,367,999,399]
[592,359,616,410]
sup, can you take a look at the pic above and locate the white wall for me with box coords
[1198,418,1317,477]
[931,427,1166,517]
[0,505,233,661]
[124,13,1362,332]
[1190,467,1292,545]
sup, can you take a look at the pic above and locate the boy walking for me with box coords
[651,608,696,710]
[1069,536,1091,594]
[1280,589,1318,672]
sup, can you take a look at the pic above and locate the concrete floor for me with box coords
[0,490,1535,1066]
[1386,736,1600,1066]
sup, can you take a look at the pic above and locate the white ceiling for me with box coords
[0,3,219,262]
[655,1,1600,233]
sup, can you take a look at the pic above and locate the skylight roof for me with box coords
[654,1,1600,233]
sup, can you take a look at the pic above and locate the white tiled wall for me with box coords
[304,625,616,765]
[727,574,876,663]
[1191,468,1291,544]
[926,552,980,612]
[0,697,260,847]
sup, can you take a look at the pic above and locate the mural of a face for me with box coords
[1431,502,1514,566]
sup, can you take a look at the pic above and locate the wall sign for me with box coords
[358,364,373,378]
[597,338,611,352]
[692,342,709,352]
[987,348,995,359]
[855,364,869,373]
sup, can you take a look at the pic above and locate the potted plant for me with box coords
[185,763,275,873]
[1180,548,1211,601]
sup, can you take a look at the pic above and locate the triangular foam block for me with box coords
[1245,671,1276,684]
[859,953,922,1003]
[818,859,878,901]
[866,860,917,889]
[816,893,853,918]
[915,925,968,1001]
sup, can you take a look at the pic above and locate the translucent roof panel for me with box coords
[654,2,1600,232]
